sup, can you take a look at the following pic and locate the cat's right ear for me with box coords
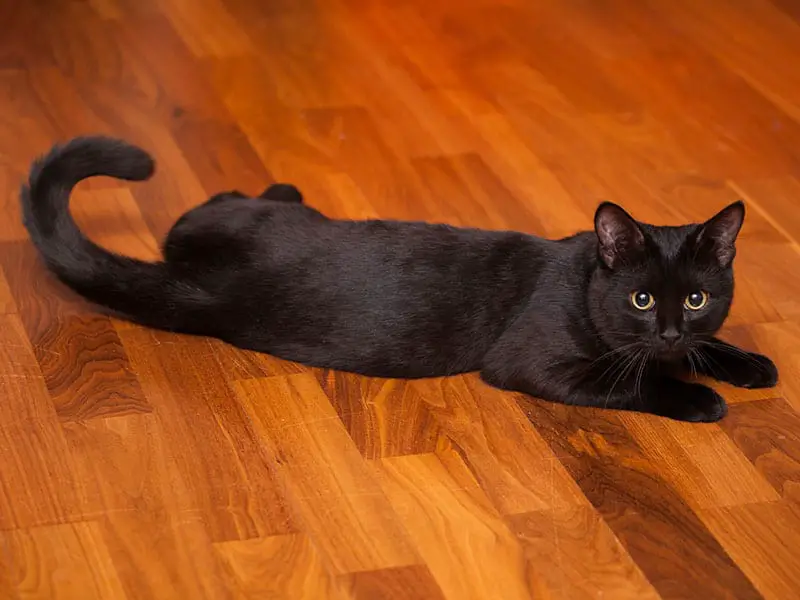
[594,202,646,269]
[692,201,745,267]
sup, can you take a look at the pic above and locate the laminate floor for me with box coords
[1,1,799,598]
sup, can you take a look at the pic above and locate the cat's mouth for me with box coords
[656,346,689,362]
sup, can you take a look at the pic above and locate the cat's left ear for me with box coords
[693,201,745,267]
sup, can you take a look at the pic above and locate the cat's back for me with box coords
[256,210,546,271]
[193,202,598,376]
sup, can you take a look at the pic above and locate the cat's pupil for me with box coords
[688,292,703,307]
[635,292,651,307]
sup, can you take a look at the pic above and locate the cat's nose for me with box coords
[659,328,683,345]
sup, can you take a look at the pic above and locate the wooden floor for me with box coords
[1,0,800,598]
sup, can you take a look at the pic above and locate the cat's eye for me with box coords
[630,291,655,311]
[684,290,709,311]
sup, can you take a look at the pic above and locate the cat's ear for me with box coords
[693,201,745,267]
[594,202,646,269]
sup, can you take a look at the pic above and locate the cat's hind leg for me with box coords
[258,183,304,204]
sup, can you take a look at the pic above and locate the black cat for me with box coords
[20,136,778,422]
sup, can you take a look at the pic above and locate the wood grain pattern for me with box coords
[508,506,660,600]
[99,510,237,600]
[341,565,446,600]
[411,376,588,515]
[315,373,442,459]
[0,315,83,530]
[0,243,150,422]
[372,451,530,600]
[216,534,347,600]
[2,522,126,600]
[1,0,799,597]
[522,400,763,599]
[118,328,297,542]
[622,412,781,508]
[699,501,800,600]
[0,268,16,315]
[719,397,800,502]
[233,375,420,574]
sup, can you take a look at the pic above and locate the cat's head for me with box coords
[588,201,745,362]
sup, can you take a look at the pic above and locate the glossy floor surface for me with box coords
[1,0,800,598]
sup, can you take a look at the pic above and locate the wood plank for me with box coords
[733,244,800,324]
[330,10,477,157]
[522,398,762,599]
[158,0,252,58]
[622,412,780,509]
[0,242,151,422]
[341,565,446,600]
[459,110,589,238]
[233,375,420,574]
[216,534,350,600]
[648,0,800,127]
[508,506,659,600]
[315,372,442,459]
[411,153,545,231]
[733,176,800,247]
[700,501,800,600]
[0,267,16,314]
[2,522,126,600]
[100,510,237,600]
[60,413,184,516]
[372,451,532,600]
[0,315,82,529]
[0,544,15,600]
[118,327,297,542]
[414,376,588,515]
[719,397,800,503]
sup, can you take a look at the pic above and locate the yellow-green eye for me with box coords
[630,291,655,311]
[684,291,709,311]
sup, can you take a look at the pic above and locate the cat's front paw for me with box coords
[659,383,728,423]
[730,353,778,389]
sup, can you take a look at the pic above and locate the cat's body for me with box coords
[165,197,551,378]
[21,136,778,422]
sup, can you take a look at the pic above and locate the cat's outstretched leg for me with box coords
[259,183,304,204]
[687,337,778,389]
[480,360,728,423]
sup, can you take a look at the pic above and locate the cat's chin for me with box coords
[656,348,688,363]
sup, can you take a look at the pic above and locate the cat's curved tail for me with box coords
[20,135,214,330]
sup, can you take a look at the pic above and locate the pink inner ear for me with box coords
[599,216,644,249]
[595,206,646,269]
[715,244,736,266]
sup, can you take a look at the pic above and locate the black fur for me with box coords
[21,136,778,422]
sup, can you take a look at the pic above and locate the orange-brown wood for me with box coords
[2,0,800,598]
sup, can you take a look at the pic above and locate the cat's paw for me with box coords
[728,353,778,389]
[659,383,728,423]
[686,385,728,422]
